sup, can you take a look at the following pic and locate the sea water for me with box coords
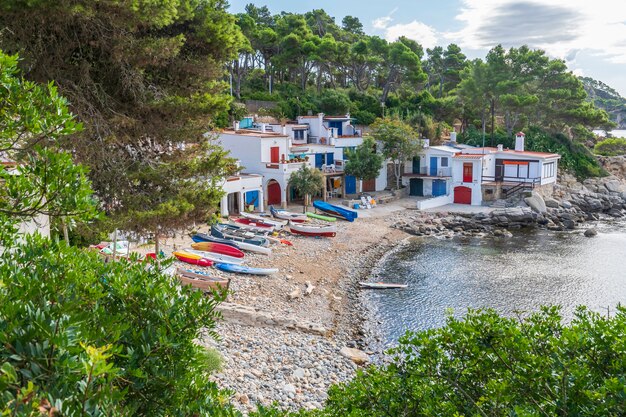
[365,221,626,347]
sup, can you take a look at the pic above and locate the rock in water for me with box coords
[339,347,369,365]
[584,228,598,237]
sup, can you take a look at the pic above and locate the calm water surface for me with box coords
[365,222,626,346]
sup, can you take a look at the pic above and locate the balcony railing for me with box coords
[408,166,452,177]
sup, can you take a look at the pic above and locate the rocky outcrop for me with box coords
[393,175,626,237]
[597,157,626,181]
[217,302,328,336]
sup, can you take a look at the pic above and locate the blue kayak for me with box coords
[214,263,278,276]
[313,200,358,222]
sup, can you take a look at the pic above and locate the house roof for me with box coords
[221,129,288,139]
[453,154,485,159]
[428,145,463,154]
[497,149,560,159]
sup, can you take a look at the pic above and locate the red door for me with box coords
[454,186,471,204]
[362,178,376,192]
[267,181,281,205]
[270,146,279,163]
[463,163,473,183]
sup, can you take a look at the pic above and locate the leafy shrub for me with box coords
[316,307,626,416]
[525,126,605,178]
[594,137,626,156]
[0,236,238,416]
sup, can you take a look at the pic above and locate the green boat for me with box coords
[306,212,336,222]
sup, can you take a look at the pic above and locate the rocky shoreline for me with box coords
[393,175,626,239]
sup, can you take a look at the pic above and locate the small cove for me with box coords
[364,221,626,348]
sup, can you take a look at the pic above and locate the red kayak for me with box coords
[173,251,214,267]
[190,241,245,258]
[231,217,275,231]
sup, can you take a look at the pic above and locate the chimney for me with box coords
[260,123,266,133]
[450,131,457,143]
[515,132,525,152]
[318,112,324,121]
[282,125,287,135]
[233,121,240,131]
[497,144,504,152]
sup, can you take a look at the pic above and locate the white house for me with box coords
[294,113,387,194]
[404,132,561,207]
[217,114,388,210]
[218,172,264,217]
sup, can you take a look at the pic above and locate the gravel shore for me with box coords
[149,201,411,414]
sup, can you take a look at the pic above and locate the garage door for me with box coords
[432,180,446,197]
[454,186,471,204]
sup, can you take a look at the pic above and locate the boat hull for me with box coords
[231,217,276,233]
[313,200,358,222]
[289,222,337,237]
[176,268,229,291]
[359,282,408,289]
[173,251,213,267]
[306,212,336,222]
[189,241,245,258]
[186,249,244,264]
[214,263,278,276]
[270,206,308,223]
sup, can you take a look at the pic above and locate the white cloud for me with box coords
[384,21,438,49]
[447,0,626,65]
[572,68,585,77]
[373,16,393,30]
[371,8,439,49]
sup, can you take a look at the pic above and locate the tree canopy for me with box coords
[344,137,384,183]
[289,163,324,212]
[0,0,241,242]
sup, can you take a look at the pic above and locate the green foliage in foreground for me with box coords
[344,137,384,184]
[595,137,626,156]
[0,237,239,416]
[263,306,626,417]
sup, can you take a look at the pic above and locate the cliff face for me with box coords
[581,77,626,129]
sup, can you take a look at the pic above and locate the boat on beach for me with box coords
[359,282,408,289]
[186,248,244,265]
[173,251,213,267]
[229,217,275,233]
[289,221,337,237]
[214,262,278,276]
[269,205,308,223]
[312,200,358,222]
[210,224,272,255]
[188,240,245,258]
[240,212,288,229]
[176,268,230,291]
[306,211,336,222]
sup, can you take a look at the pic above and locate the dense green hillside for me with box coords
[580,76,626,129]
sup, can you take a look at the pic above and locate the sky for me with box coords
[228,0,626,96]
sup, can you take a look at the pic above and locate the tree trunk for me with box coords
[112,229,118,261]
[154,228,160,257]
[490,99,496,146]
[62,219,69,245]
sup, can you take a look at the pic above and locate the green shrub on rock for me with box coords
[594,137,626,156]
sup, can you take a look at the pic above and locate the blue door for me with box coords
[345,175,357,194]
[329,121,343,136]
[245,190,259,208]
[409,178,423,196]
[315,154,324,168]
[430,157,438,176]
[326,153,334,165]
[432,180,446,197]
